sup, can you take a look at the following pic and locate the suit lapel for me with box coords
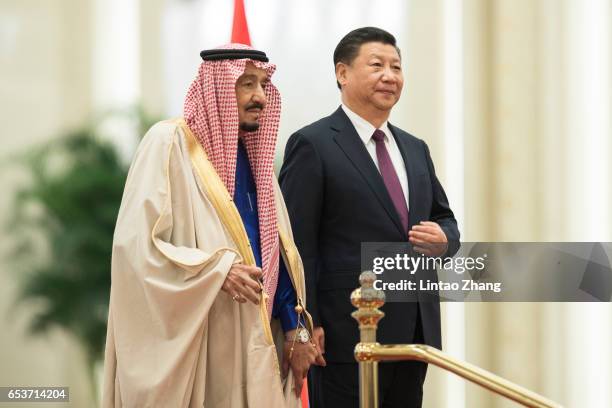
[389,123,418,229]
[330,107,406,236]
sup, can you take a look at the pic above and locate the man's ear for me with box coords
[335,62,348,88]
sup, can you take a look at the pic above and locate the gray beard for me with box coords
[240,122,260,132]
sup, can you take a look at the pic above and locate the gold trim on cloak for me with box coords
[278,229,314,333]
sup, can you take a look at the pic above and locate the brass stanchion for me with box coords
[350,271,385,408]
[351,271,563,408]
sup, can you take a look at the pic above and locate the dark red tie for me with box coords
[372,129,409,233]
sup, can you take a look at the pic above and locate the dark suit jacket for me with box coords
[279,107,460,363]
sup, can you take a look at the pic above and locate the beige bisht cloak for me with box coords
[102,118,311,407]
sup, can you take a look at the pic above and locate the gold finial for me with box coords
[351,271,385,337]
[351,271,386,310]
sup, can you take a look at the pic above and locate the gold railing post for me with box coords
[350,273,563,408]
[351,271,386,408]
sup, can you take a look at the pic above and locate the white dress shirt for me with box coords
[341,104,410,211]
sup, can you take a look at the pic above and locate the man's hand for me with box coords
[221,264,262,304]
[408,221,448,257]
[312,326,326,364]
[282,335,318,397]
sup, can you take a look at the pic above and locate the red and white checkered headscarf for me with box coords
[183,44,281,316]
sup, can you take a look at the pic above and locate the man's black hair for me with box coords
[333,26,401,89]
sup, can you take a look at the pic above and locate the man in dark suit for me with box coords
[279,27,460,407]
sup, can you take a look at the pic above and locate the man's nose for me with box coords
[252,85,267,106]
[381,67,398,83]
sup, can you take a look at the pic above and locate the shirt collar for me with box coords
[341,103,391,144]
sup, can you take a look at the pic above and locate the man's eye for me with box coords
[393,66,402,71]
[371,62,383,67]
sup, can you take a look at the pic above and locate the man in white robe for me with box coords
[102,44,322,408]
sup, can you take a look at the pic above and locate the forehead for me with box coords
[357,41,400,61]
[239,62,268,80]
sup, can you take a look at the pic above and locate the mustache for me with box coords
[245,102,264,110]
